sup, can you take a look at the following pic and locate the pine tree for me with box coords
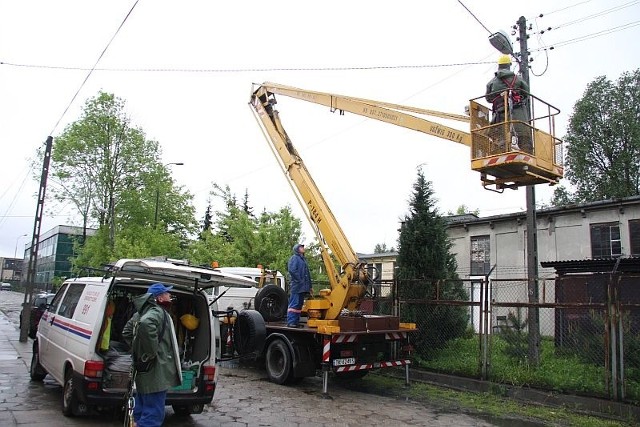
[200,203,213,238]
[396,170,468,358]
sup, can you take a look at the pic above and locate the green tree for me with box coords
[188,187,309,280]
[201,202,213,237]
[50,91,197,268]
[396,170,468,358]
[557,70,640,203]
[447,205,480,216]
[550,185,575,207]
[374,243,395,253]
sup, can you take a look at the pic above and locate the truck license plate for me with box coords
[333,357,356,366]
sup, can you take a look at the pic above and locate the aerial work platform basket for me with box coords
[468,93,563,191]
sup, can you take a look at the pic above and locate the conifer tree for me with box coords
[396,170,468,357]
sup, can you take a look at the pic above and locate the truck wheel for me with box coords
[254,284,287,321]
[265,339,293,385]
[234,310,266,355]
[29,342,47,381]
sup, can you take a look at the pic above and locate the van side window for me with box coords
[58,283,86,319]
[48,284,68,314]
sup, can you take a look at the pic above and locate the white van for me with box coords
[30,258,264,417]
[208,267,288,322]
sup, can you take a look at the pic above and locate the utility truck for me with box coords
[244,82,562,393]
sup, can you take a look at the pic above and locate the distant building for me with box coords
[0,257,24,283]
[358,251,398,297]
[23,225,97,290]
[446,195,640,280]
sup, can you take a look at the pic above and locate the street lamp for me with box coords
[12,234,27,281]
[14,234,27,259]
[154,162,184,228]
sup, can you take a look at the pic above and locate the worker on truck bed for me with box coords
[287,243,312,328]
[485,54,532,154]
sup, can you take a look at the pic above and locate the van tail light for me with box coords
[203,365,216,382]
[84,360,104,378]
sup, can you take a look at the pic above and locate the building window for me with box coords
[470,235,490,276]
[630,219,640,256]
[590,222,621,258]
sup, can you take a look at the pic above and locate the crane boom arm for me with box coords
[258,82,472,146]
[249,82,473,321]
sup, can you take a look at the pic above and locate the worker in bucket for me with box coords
[485,54,532,153]
[286,243,312,328]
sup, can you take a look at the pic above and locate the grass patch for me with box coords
[415,334,640,402]
[346,371,636,427]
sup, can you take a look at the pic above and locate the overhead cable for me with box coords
[533,20,640,51]
[49,0,140,135]
[535,0,639,35]
[539,0,594,17]
[0,61,493,74]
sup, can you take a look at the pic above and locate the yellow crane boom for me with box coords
[249,82,562,322]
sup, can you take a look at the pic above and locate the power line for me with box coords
[539,0,594,17]
[49,0,141,135]
[555,0,639,30]
[0,60,493,74]
[534,0,639,35]
[457,0,492,34]
[532,20,640,51]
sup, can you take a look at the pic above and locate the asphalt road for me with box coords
[0,290,499,426]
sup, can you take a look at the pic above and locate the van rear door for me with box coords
[109,259,256,292]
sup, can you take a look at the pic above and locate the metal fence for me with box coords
[358,275,640,404]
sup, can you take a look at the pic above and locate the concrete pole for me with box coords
[518,15,540,365]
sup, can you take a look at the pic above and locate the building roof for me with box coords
[358,251,398,260]
[444,195,640,228]
[541,257,640,274]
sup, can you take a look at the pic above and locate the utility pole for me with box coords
[518,15,540,365]
[19,136,52,343]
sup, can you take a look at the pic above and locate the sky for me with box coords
[1,0,639,259]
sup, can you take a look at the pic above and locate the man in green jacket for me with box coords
[123,283,182,427]
[485,54,532,153]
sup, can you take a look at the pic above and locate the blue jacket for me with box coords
[287,244,312,294]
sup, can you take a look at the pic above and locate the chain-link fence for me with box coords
[391,275,640,404]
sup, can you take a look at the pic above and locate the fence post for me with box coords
[608,270,618,400]
[480,276,489,380]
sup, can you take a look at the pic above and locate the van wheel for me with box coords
[62,369,79,417]
[265,339,293,385]
[29,342,47,381]
[255,284,287,321]
[233,310,266,355]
